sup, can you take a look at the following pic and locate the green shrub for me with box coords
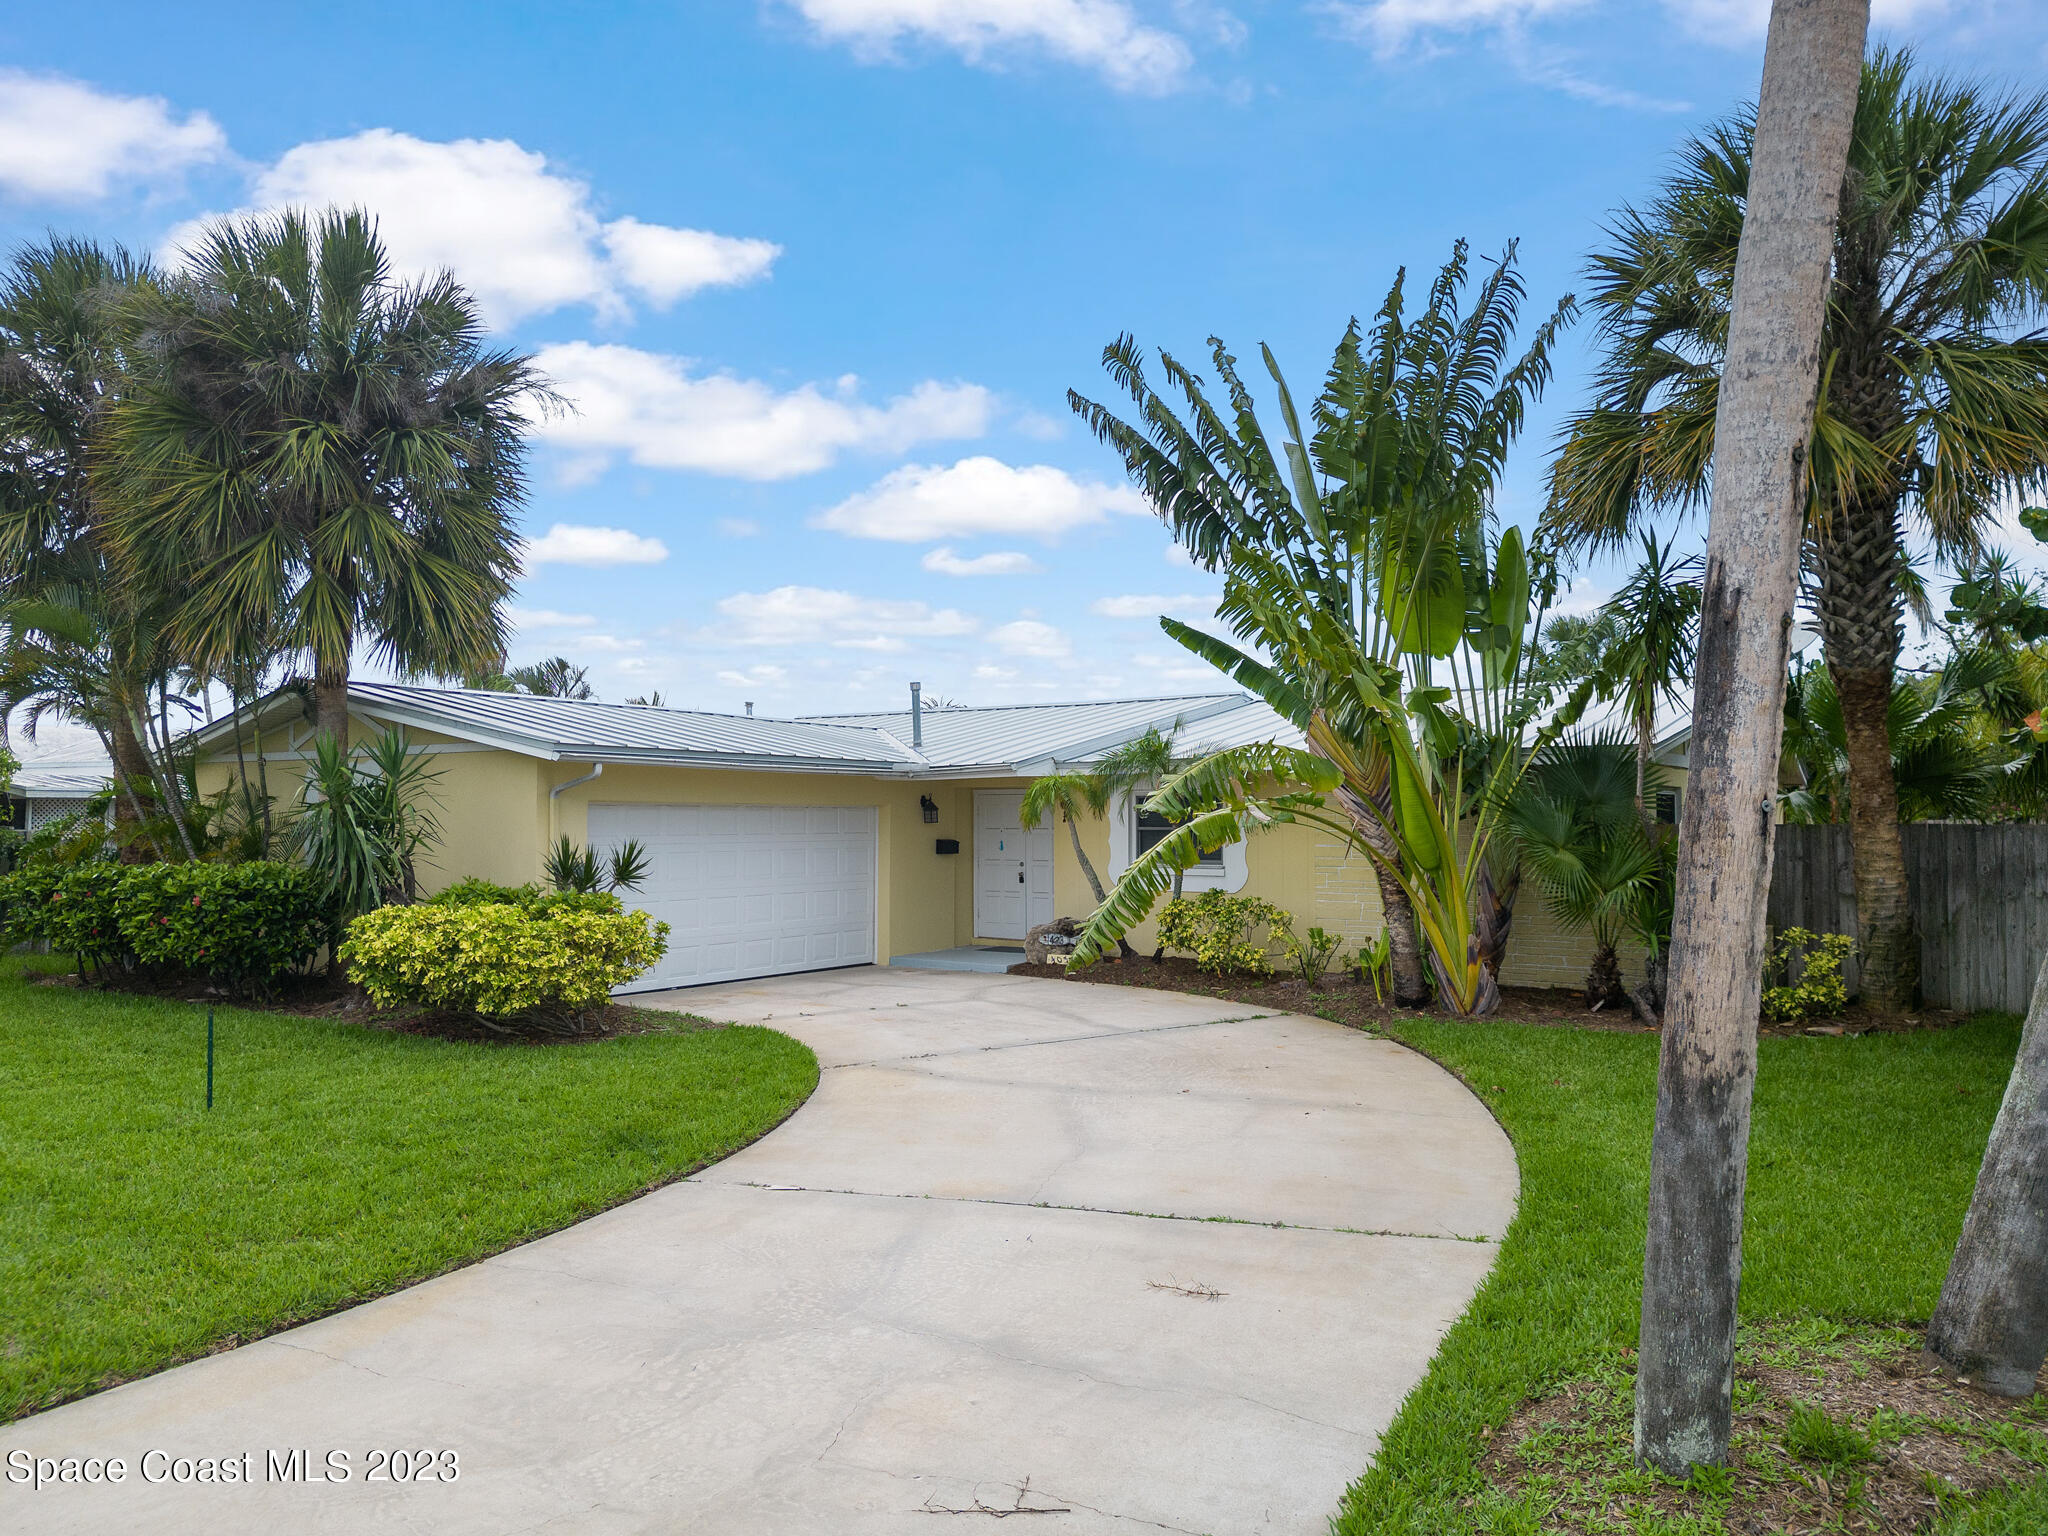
[112,862,328,996]
[425,878,623,917]
[1155,890,1291,976]
[0,863,128,971]
[425,876,535,907]
[1277,920,1344,985]
[1762,928,1856,1021]
[339,901,670,1016]
[1,860,330,993]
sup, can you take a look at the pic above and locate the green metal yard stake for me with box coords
[206,1009,214,1110]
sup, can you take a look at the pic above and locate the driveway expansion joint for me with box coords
[710,1177,1498,1243]
[826,1012,1284,1069]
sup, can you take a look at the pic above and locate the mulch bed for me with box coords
[1006,956,1973,1037]
[1477,1326,2048,1534]
[28,968,710,1046]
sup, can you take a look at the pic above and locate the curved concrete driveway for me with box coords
[0,970,1515,1535]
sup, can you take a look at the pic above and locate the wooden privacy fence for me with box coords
[1768,823,2048,1014]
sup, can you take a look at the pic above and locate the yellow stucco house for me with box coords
[195,682,1682,994]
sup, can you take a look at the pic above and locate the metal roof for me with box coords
[344,684,923,771]
[11,759,111,797]
[192,682,1298,778]
[797,693,1259,771]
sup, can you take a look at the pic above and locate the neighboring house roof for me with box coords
[194,683,1294,778]
[11,757,111,798]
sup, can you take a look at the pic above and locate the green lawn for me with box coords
[0,957,817,1422]
[1332,1011,2034,1534]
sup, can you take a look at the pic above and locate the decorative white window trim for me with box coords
[1106,790,1248,894]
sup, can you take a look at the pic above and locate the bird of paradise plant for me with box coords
[1064,242,1587,1015]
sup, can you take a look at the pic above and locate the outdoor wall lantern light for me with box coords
[920,795,940,824]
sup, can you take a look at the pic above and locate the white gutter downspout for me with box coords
[549,762,605,848]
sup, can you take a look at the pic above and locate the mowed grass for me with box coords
[0,956,817,1421]
[1331,1011,2028,1534]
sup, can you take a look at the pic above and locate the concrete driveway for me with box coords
[0,968,1516,1535]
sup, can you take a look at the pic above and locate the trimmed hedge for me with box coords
[0,861,329,995]
[339,901,670,1017]
[113,863,330,995]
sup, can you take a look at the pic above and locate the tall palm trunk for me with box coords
[1067,814,1106,904]
[1812,383,1918,1013]
[106,711,158,864]
[1635,0,1867,1477]
[1635,708,1655,827]
[313,661,351,751]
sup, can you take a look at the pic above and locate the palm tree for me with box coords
[1019,769,1111,903]
[1097,722,1196,889]
[509,656,595,699]
[1019,769,1133,957]
[1780,654,2003,824]
[1506,734,1668,1010]
[1600,534,1701,820]
[0,238,196,860]
[1545,49,2048,1012]
[104,208,547,751]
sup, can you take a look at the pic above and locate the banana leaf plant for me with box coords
[1065,242,1585,1015]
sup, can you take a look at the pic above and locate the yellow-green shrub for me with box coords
[1155,890,1291,976]
[339,902,670,1016]
[1761,927,1855,1021]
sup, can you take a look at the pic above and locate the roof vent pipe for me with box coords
[745,701,754,717]
[910,681,923,749]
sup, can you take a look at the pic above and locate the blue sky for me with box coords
[3,0,2042,720]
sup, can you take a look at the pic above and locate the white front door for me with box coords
[973,790,1055,940]
[587,802,877,991]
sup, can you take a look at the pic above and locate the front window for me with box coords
[1135,806,1224,864]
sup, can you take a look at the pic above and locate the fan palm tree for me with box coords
[1506,734,1668,1010]
[1780,652,2004,824]
[1600,534,1701,820]
[1019,768,1133,957]
[1544,50,2048,1011]
[104,208,548,751]
[1067,243,1582,1014]
[0,238,195,860]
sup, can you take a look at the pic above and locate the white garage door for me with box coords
[587,803,877,992]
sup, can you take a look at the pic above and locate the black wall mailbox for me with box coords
[935,838,960,855]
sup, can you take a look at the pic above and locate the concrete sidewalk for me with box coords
[0,968,1516,1535]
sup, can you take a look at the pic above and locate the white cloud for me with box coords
[717,663,791,688]
[717,517,763,538]
[922,546,1045,576]
[1327,0,1587,52]
[1547,576,1610,618]
[784,0,1195,93]
[815,456,1147,543]
[1164,543,1198,567]
[599,217,780,308]
[713,586,979,649]
[578,634,645,653]
[1663,0,1947,42]
[506,607,598,628]
[1091,592,1212,619]
[170,130,778,326]
[989,618,1072,658]
[0,71,225,201]
[535,342,993,481]
[523,523,670,567]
